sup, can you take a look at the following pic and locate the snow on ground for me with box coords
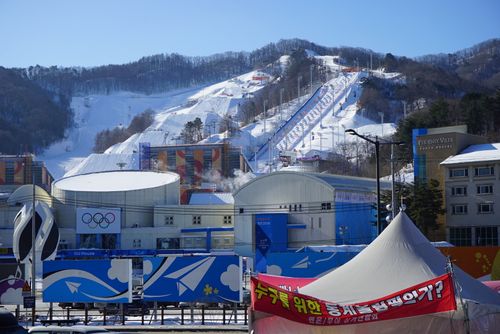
[51,70,273,178]
[40,87,203,179]
[40,58,405,181]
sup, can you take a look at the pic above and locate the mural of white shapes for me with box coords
[165,257,215,296]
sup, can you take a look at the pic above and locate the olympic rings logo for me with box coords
[81,212,116,229]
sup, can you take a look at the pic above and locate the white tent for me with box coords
[251,212,500,333]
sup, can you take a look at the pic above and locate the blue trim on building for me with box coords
[412,128,428,181]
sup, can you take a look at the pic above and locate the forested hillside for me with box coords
[0,67,72,154]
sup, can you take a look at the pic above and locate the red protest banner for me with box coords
[257,273,317,292]
[251,273,456,326]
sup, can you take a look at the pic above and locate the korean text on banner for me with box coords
[251,273,456,326]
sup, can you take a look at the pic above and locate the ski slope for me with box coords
[40,56,401,180]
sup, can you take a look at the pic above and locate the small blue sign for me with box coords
[143,255,241,303]
[43,259,132,303]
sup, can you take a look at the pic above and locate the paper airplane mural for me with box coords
[143,255,241,303]
[43,259,132,303]
[265,251,358,277]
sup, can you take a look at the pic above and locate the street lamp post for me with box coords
[345,129,381,235]
[345,129,404,235]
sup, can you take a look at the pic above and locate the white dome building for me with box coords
[52,170,180,250]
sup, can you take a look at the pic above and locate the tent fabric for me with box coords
[300,212,500,305]
[251,212,500,333]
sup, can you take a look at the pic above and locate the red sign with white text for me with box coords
[251,273,456,326]
[257,273,316,292]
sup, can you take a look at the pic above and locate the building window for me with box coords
[451,186,467,196]
[474,166,494,177]
[475,227,498,246]
[164,216,174,225]
[223,215,232,224]
[133,239,141,248]
[451,204,468,215]
[192,215,201,224]
[478,203,494,214]
[239,208,244,214]
[449,227,472,246]
[156,238,180,249]
[318,217,322,229]
[449,168,468,178]
[321,202,332,210]
[477,184,493,195]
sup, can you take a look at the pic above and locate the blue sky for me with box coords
[1,0,499,68]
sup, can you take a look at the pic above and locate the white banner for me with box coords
[335,191,376,203]
[76,207,121,234]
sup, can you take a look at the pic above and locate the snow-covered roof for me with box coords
[64,153,138,177]
[440,143,500,165]
[189,192,234,205]
[53,170,178,192]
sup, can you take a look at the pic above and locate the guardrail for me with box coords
[14,304,249,327]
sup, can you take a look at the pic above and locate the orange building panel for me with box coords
[176,150,186,183]
[438,246,500,280]
[193,150,204,185]
[157,151,168,171]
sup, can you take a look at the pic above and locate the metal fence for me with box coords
[14,304,248,327]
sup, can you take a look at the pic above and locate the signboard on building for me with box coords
[43,259,132,303]
[255,213,288,273]
[76,207,121,234]
[143,255,242,303]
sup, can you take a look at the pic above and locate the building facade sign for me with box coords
[76,207,121,234]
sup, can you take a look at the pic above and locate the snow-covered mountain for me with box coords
[40,56,402,180]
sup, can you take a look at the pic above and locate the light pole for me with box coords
[297,75,302,103]
[310,64,314,95]
[345,129,404,234]
[279,88,284,122]
[345,129,381,235]
[263,99,267,134]
[378,112,384,137]
[30,158,36,326]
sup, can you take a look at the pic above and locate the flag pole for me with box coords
[446,256,470,334]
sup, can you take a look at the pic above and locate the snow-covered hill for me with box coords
[40,58,403,180]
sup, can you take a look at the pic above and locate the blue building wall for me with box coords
[335,201,375,244]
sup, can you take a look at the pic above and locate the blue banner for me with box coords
[143,255,241,303]
[43,259,132,303]
[255,213,288,273]
[266,251,358,278]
